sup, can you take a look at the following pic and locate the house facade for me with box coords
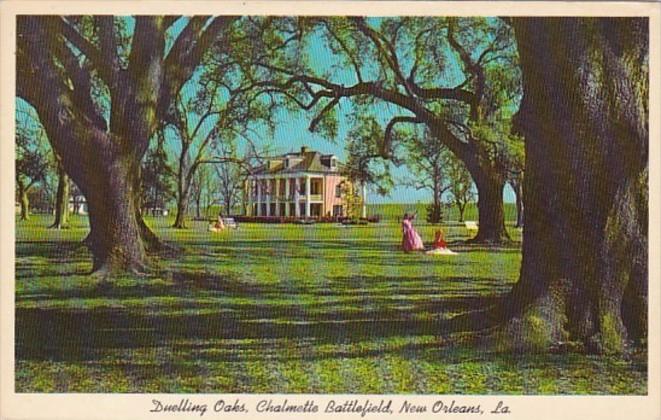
[245,146,365,219]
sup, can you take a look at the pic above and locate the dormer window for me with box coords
[284,158,289,168]
[331,158,336,168]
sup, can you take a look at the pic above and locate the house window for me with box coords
[331,158,336,168]
[335,184,342,198]
[311,180,321,195]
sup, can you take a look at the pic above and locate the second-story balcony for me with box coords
[307,194,323,202]
[250,193,323,202]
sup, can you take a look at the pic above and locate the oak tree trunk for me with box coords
[173,189,190,228]
[79,152,148,275]
[457,204,466,223]
[17,16,232,276]
[20,190,30,221]
[470,170,510,243]
[499,18,648,353]
[17,180,30,221]
[195,193,202,219]
[49,164,69,229]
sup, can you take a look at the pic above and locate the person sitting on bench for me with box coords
[209,213,225,232]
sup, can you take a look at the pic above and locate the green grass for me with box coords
[367,202,518,222]
[15,214,646,394]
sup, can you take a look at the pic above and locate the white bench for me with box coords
[223,217,238,229]
[465,221,479,233]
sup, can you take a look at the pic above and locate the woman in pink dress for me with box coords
[401,213,425,252]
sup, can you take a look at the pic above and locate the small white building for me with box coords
[68,194,88,215]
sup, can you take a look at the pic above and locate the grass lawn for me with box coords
[15,214,646,394]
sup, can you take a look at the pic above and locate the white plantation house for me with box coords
[245,146,367,218]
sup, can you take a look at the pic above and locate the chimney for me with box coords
[300,146,308,154]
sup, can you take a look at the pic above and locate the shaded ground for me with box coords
[15,215,646,393]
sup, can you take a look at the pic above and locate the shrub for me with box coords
[426,203,443,224]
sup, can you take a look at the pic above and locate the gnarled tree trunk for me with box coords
[73,142,149,274]
[499,17,648,353]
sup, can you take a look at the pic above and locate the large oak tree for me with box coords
[497,17,648,353]
[17,16,234,275]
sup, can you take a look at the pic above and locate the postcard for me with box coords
[1,2,659,420]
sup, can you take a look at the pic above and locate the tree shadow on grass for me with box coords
[15,236,521,380]
[183,238,520,253]
[16,269,507,364]
[16,240,90,261]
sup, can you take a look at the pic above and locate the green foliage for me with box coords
[338,180,363,219]
[15,104,51,203]
[400,128,453,219]
[446,159,476,220]
[368,203,522,225]
[141,140,175,211]
[344,116,395,195]
[599,313,625,354]
[426,202,443,224]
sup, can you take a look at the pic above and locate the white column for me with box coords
[265,178,271,216]
[255,179,262,216]
[361,182,367,218]
[284,178,290,217]
[274,178,280,216]
[305,175,311,218]
[245,180,252,215]
[294,178,301,217]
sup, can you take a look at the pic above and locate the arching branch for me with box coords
[57,17,113,84]
[383,116,422,158]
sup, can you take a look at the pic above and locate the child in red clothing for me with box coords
[431,229,447,249]
[426,229,456,255]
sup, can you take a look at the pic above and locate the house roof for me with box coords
[253,147,344,175]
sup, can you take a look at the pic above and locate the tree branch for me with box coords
[58,17,113,84]
[309,97,339,132]
[160,17,236,120]
[383,116,422,158]
[96,16,120,89]
[349,17,414,96]
[319,19,364,83]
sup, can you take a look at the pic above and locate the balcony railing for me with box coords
[250,194,323,202]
